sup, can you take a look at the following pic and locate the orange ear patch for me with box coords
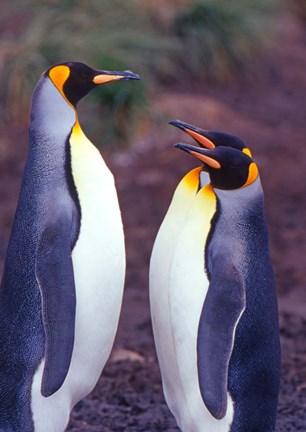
[190,151,221,169]
[245,162,258,186]
[185,129,215,149]
[242,148,252,158]
[49,65,70,97]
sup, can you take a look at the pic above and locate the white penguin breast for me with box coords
[150,181,234,432]
[31,128,125,432]
[150,170,200,416]
[68,127,126,404]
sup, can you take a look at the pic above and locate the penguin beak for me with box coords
[169,119,215,149]
[93,69,141,85]
[175,142,221,169]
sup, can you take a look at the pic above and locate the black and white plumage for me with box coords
[0,62,140,432]
[150,121,280,432]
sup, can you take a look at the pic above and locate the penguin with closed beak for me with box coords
[149,124,280,432]
[0,62,140,432]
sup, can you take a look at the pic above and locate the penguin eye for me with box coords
[80,73,88,81]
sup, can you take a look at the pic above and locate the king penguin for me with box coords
[0,62,140,432]
[149,122,280,432]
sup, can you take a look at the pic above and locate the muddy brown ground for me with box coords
[0,13,305,432]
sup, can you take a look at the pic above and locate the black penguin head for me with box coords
[45,62,140,107]
[169,119,252,157]
[175,142,258,190]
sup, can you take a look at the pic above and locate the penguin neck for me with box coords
[29,76,77,142]
[200,170,209,188]
[214,177,264,215]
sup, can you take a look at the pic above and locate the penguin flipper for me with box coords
[36,214,76,397]
[197,262,245,419]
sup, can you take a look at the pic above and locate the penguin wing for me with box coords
[36,212,76,397]
[197,261,245,419]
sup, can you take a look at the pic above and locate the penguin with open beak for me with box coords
[168,119,251,153]
[0,62,140,431]
[149,122,280,432]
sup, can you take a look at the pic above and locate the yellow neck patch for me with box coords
[181,167,202,192]
[200,183,215,199]
[49,65,71,102]
[71,119,82,137]
[245,162,258,187]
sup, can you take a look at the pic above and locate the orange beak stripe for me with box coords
[190,151,221,169]
[93,74,124,85]
[184,129,215,149]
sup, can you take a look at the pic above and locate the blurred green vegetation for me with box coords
[172,0,278,81]
[0,0,279,149]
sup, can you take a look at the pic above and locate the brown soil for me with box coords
[0,13,305,432]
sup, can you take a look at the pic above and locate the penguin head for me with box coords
[169,119,251,157]
[45,62,140,107]
[175,142,258,190]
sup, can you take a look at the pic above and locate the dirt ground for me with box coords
[0,13,305,432]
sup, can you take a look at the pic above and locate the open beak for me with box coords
[175,142,221,169]
[93,69,141,85]
[169,119,215,149]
